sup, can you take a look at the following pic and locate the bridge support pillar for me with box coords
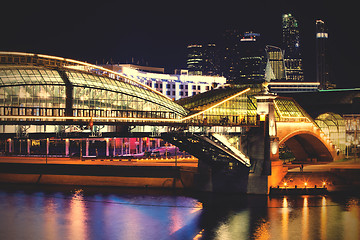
[194,159,250,193]
[247,93,286,194]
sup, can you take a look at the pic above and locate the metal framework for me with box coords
[315,112,346,152]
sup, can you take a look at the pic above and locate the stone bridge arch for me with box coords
[277,122,339,162]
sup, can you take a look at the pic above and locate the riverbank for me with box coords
[274,158,360,194]
[0,156,198,189]
[1,156,360,195]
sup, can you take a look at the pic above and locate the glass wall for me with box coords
[0,66,66,116]
[315,113,346,153]
[186,89,257,126]
[67,70,187,119]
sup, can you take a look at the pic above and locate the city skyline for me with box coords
[1,1,357,88]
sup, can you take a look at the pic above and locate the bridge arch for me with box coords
[279,128,335,162]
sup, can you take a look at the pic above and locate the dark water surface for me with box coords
[0,184,359,240]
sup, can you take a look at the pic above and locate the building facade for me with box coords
[105,64,227,100]
[186,43,221,76]
[265,45,287,81]
[186,44,203,75]
[282,13,304,81]
[316,19,335,89]
[237,32,267,83]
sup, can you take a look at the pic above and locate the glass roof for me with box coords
[274,98,308,119]
[66,70,187,116]
[0,66,64,86]
[0,64,187,117]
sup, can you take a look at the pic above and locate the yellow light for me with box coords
[322,182,326,186]
[260,114,266,122]
[304,182,308,187]
[283,182,287,187]
[181,88,251,121]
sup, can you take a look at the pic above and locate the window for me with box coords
[180,85,183,89]
[192,85,196,90]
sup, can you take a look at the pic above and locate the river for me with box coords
[0,184,359,240]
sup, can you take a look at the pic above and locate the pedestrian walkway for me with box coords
[288,159,360,173]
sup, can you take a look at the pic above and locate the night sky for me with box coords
[1,1,358,87]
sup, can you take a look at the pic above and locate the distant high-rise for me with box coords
[316,19,335,89]
[202,43,221,76]
[186,43,220,76]
[187,44,203,75]
[282,13,304,81]
[265,45,286,81]
[237,31,266,83]
[222,29,242,81]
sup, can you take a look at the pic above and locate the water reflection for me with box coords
[69,189,87,240]
[0,185,360,239]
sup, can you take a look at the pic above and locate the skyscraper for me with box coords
[187,44,203,75]
[202,43,221,76]
[186,43,220,76]
[316,19,335,89]
[282,13,304,81]
[222,29,242,81]
[265,45,286,81]
[238,31,266,83]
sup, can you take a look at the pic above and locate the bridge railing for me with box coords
[0,106,182,123]
[0,105,260,128]
[182,115,258,126]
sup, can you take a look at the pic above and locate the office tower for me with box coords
[186,43,220,76]
[316,19,335,89]
[202,43,221,76]
[265,45,286,81]
[187,44,203,75]
[282,13,304,81]
[222,29,242,82]
[238,31,267,83]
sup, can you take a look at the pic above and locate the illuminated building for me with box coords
[187,44,203,75]
[316,20,335,89]
[0,52,189,156]
[186,43,221,76]
[265,45,286,81]
[105,64,226,100]
[282,13,304,81]
[264,45,319,93]
[237,32,267,83]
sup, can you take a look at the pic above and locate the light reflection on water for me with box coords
[0,185,359,240]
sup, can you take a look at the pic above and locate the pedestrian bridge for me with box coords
[0,52,342,166]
